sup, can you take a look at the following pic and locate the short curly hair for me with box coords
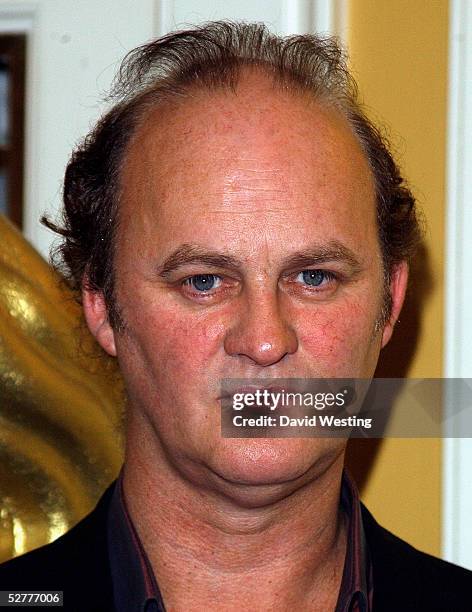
[44,21,421,330]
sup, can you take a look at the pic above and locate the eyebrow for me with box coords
[156,240,363,278]
[157,244,243,278]
[281,241,363,272]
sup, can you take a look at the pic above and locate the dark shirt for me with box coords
[107,471,372,611]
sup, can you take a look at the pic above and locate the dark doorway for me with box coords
[0,35,26,229]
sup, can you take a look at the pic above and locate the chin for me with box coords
[208,437,343,488]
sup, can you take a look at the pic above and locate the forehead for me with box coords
[118,71,377,256]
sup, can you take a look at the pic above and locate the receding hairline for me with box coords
[128,62,356,130]
[116,63,374,202]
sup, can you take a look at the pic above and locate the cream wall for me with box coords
[346,0,448,556]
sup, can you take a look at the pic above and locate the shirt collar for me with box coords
[335,470,373,612]
[107,469,372,612]
[107,473,165,612]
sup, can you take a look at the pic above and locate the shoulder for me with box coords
[0,482,116,611]
[362,503,472,611]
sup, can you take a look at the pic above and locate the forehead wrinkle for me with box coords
[220,161,312,210]
[223,163,284,186]
[221,191,286,208]
[191,207,307,217]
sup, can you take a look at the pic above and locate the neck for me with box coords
[122,417,348,611]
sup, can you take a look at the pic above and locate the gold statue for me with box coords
[0,214,124,563]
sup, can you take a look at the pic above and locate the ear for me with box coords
[381,260,409,349]
[82,286,117,357]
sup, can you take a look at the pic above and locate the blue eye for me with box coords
[185,274,221,292]
[300,270,329,286]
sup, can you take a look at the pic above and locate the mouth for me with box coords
[218,384,296,415]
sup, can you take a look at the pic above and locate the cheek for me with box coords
[295,298,379,369]
[132,303,227,379]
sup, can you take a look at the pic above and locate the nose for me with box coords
[223,289,298,367]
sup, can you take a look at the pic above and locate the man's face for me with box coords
[85,72,406,502]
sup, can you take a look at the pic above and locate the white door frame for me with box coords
[443,0,472,570]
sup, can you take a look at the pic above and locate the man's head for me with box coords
[46,22,420,502]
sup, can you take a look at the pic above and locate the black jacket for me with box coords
[0,482,471,611]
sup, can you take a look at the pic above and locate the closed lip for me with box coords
[219,385,295,400]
